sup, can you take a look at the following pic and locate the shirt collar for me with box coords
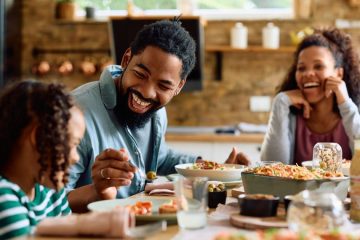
[99,65,123,110]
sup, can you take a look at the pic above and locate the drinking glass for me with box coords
[287,190,347,234]
[174,176,208,229]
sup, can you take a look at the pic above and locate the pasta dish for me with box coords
[188,160,228,170]
[246,163,343,180]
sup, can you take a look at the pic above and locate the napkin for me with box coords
[145,182,175,196]
[35,207,135,238]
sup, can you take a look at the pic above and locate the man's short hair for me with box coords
[130,19,196,80]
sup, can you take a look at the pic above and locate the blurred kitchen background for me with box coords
[1,0,360,126]
[2,0,360,161]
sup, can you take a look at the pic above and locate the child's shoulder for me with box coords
[0,177,25,203]
[0,177,22,193]
[34,184,67,202]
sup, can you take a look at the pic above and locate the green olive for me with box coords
[208,183,216,189]
[146,171,157,180]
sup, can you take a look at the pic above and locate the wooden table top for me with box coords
[25,192,200,240]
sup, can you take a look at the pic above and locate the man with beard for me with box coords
[66,19,249,213]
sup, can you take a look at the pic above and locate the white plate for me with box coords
[166,173,242,187]
[87,197,177,222]
[301,160,350,176]
[175,163,246,181]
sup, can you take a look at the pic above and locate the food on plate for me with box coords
[188,160,232,170]
[125,201,152,215]
[208,182,225,192]
[146,171,157,180]
[159,200,177,214]
[246,163,343,180]
[214,229,355,240]
[243,194,275,200]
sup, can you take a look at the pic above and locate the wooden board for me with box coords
[230,213,288,229]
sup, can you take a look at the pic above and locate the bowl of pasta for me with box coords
[241,163,349,201]
[175,161,246,181]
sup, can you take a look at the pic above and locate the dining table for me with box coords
[21,179,360,240]
[24,179,243,240]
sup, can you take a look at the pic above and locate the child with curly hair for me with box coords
[261,28,360,165]
[0,80,85,238]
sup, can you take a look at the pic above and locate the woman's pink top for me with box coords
[294,115,352,165]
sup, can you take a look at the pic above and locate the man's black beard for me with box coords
[114,90,160,129]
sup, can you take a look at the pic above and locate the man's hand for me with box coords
[285,89,312,119]
[225,147,251,166]
[91,148,137,200]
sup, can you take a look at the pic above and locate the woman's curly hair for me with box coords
[278,27,360,108]
[0,80,74,191]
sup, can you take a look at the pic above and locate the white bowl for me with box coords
[302,160,350,176]
[175,163,246,181]
[301,160,319,169]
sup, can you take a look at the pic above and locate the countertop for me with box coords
[165,133,264,143]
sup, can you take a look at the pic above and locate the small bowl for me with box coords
[208,190,227,208]
[284,195,294,213]
[238,194,279,217]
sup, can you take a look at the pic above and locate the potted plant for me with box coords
[55,0,76,20]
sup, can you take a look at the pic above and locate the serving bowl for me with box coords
[241,172,349,201]
[175,163,246,181]
[238,194,279,217]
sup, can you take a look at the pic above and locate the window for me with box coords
[75,0,293,20]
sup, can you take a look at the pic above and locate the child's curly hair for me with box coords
[0,80,74,191]
[278,27,360,108]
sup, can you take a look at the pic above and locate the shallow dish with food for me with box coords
[241,172,349,201]
[87,197,177,223]
[238,194,279,217]
[175,163,246,181]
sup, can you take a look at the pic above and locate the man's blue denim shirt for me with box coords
[66,65,196,198]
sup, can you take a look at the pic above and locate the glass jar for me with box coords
[312,142,342,173]
[287,190,347,234]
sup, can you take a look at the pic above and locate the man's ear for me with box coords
[175,79,186,96]
[121,48,132,68]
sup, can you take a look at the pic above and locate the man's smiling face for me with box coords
[115,46,186,128]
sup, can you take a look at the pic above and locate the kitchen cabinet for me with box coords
[166,133,263,163]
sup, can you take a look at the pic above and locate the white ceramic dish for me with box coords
[166,173,242,187]
[175,163,246,181]
[301,160,319,169]
[301,160,350,176]
[87,197,176,222]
